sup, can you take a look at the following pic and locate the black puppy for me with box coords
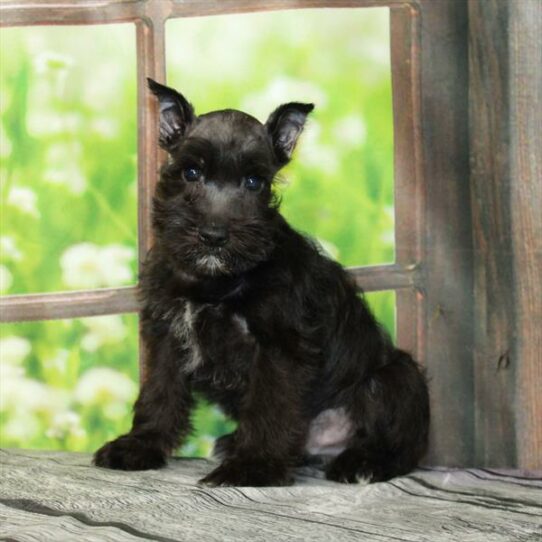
[94,79,430,486]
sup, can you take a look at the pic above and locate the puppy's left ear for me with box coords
[265,102,314,165]
[148,78,195,152]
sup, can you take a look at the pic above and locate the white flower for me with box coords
[75,367,137,419]
[80,315,127,352]
[7,187,40,217]
[167,17,261,85]
[0,362,25,413]
[27,111,81,137]
[82,61,124,111]
[43,348,70,373]
[0,375,65,415]
[91,118,118,139]
[0,264,13,293]
[26,54,80,136]
[0,358,26,413]
[60,243,102,289]
[45,141,81,166]
[304,144,338,174]
[0,340,68,417]
[43,142,87,194]
[2,412,39,442]
[100,245,135,285]
[333,115,367,147]
[27,111,63,137]
[46,411,86,440]
[0,363,23,412]
[298,122,338,174]
[241,77,327,121]
[0,236,23,261]
[44,167,86,194]
[60,243,135,289]
[34,51,73,74]
[0,362,24,382]
[0,336,31,365]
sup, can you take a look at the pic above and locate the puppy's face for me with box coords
[148,79,313,277]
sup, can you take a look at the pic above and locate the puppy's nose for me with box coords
[198,224,229,247]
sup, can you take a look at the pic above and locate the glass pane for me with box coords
[0,294,393,458]
[0,315,138,452]
[166,8,394,268]
[0,300,394,457]
[364,290,396,342]
[0,25,137,295]
[0,315,235,457]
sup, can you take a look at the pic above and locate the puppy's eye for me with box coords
[183,167,202,182]
[244,175,263,191]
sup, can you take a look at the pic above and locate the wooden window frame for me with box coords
[0,1,424,334]
[0,0,424,314]
[2,0,540,469]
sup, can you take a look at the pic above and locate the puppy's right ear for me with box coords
[265,102,314,165]
[147,78,195,152]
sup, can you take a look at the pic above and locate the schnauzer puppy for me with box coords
[94,78,430,486]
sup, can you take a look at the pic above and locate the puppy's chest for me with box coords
[170,301,255,381]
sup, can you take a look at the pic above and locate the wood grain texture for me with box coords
[469,0,542,469]
[0,0,145,27]
[1,449,541,542]
[135,7,167,382]
[0,287,139,323]
[469,0,517,468]
[417,0,474,467]
[508,0,542,470]
[0,0,420,27]
[390,5,425,361]
[350,263,421,292]
[0,264,417,324]
[167,0,419,19]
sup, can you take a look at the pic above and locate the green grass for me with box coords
[0,8,395,456]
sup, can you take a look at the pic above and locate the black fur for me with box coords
[94,80,430,486]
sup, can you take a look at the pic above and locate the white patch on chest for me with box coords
[171,301,203,374]
[232,314,249,335]
[305,407,355,456]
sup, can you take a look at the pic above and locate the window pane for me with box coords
[0,25,137,295]
[0,315,138,452]
[166,8,394,268]
[0,315,235,457]
[364,290,396,342]
[0,295,394,457]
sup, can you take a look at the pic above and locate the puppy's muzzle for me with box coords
[198,224,229,247]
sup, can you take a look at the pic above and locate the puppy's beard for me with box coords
[195,254,227,275]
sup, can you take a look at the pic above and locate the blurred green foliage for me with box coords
[0,8,394,457]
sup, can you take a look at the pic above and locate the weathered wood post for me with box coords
[469,0,542,469]
[391,0,474,467]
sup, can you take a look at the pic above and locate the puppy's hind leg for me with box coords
[325,350,429,483]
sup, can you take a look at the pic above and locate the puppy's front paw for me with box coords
[199,458,293,487]
[93,435,166,471]
[325,449,384,484]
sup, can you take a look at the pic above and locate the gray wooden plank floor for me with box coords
[1,449,541,542]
